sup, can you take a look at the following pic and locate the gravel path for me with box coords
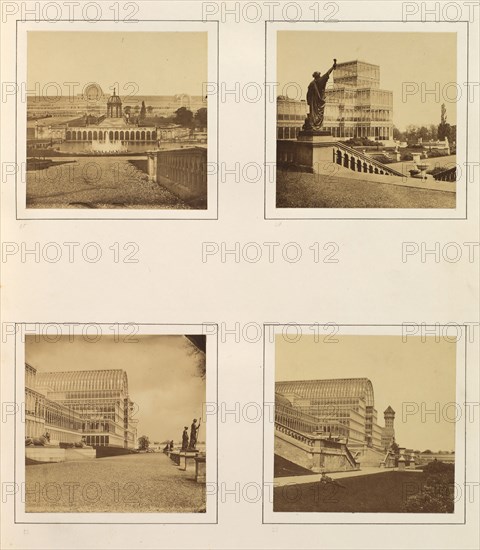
[26,156,190,209]
[276,170,456,209]
[25,452,205,513]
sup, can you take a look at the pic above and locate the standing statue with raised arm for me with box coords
[303,59,337,132]
[188,419,199,450]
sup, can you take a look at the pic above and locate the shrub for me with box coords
[423,460,454,475]
[371,154,392,164]
[425,149,447,158]
[402,462,455,513]
[345,137,378,147]
[403,482,454,513]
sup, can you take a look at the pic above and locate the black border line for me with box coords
[15,19,220,221]
[13,322,219,525]
[264,20,470,221]
[262,323,468,525]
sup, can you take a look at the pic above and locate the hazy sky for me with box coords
[26,335,205,445]
[277,31,457,130]
[27,32,207,96]
[276,335,457,452]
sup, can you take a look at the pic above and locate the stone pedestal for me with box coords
[398,447,406,470]
[26,447,66,463]
[290,135,337,175]
[180,450,199,471]
[195,455,206,483]
[169,451,181,465]
[146,151,158,182]
[297,130,334,142]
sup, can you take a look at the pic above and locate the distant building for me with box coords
[277,97,308,140]
[277,59,394,142]
[275,377,393,452]
[27,82,206,119]
[65,88,157,144]
[28,86,195,144]
[25,363,138,449]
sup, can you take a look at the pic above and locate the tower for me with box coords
[107,88,123,118]
[382,406,395,450]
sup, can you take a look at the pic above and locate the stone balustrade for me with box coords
[147,147,207,204]
[277,139,404,177]
[331,143,404,176]
[433,166,457,182]
[275,422,359,473]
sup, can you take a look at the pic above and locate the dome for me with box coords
[107,89,122,105]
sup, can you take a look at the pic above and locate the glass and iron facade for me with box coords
[275,378,388,450]
[25,363,137,448]
[277,60,393,141]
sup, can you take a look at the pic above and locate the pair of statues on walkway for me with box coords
[181,419,200,451]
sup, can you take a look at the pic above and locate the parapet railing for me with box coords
[147,147,207,193]
[332,142,404,177]
[432,166,457,182]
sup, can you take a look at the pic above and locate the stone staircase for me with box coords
[275,422,359,473]
[331,142,404,177]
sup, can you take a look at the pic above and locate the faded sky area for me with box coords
[276,335,457,452]
[25,335,206,445]
[277,31,457,130]
[27,32,207,96]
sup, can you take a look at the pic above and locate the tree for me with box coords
[147,105,154,114]
[438,103,452,142]
[392,125,405,141]
[194,107,207,129]
[185,336,206,379]
[124,106,131,115]
[417,126,431,141]
[138,435,150,450]
[139,100,146,121]
[174,106,194,127]
[404,124,420,143]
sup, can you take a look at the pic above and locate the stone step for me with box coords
[322,162,456,192]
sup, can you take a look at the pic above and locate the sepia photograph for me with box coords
[271,332,460,514]
[270,28,462,212]
[23,333,209,514]
[22,26,216,215]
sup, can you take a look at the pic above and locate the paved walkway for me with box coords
[328,164,456,192]
[277,170,456,208]
[25,452,205,513]
[26,156,190,209]
[274,467,422,488]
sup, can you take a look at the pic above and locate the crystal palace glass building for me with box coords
[25,363,138,448]
[277,60,394,142]
[275,377,394,452]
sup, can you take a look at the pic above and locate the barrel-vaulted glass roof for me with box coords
[36,369,129,395]
[275,378,374,408]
